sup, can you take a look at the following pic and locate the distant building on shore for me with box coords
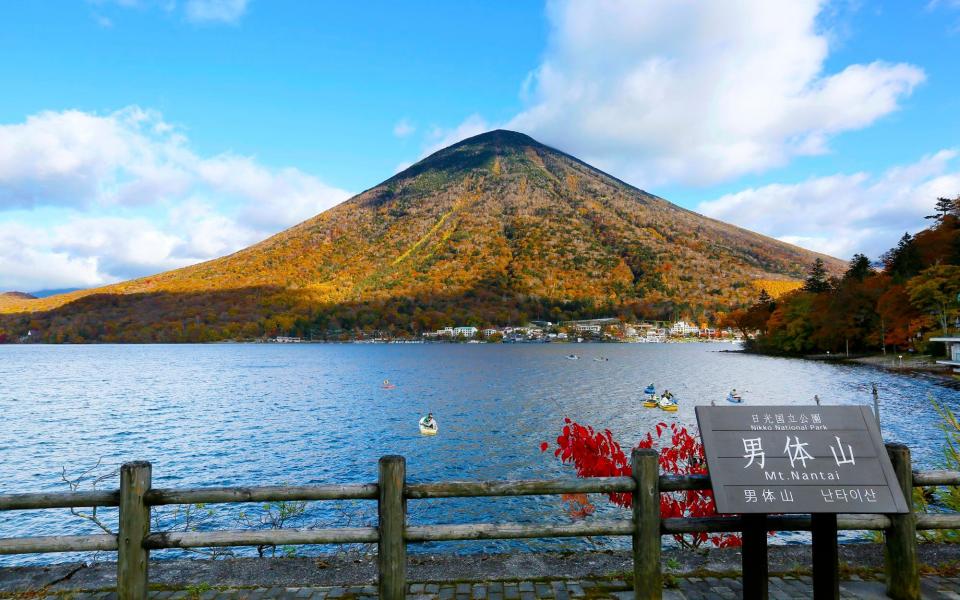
[671,321,699,336]
[931,337,960,372]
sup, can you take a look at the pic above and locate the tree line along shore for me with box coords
[726,196,960,362]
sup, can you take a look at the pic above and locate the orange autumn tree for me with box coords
[542,419,740,548]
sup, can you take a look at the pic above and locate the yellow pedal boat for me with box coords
[658,397,678,412]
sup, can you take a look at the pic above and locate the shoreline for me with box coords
[824,353,958,384]
[2,338,744,346]
[736,346,959,383]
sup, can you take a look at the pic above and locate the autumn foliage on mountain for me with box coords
[0,130,838,343]
[730,196,960,355]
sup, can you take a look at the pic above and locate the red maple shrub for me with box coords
[543,418,741,548]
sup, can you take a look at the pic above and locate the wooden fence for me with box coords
[0,444,956,600]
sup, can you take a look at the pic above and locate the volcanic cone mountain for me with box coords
[0,130,840,342]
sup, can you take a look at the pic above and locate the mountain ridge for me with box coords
[0,130,842,342]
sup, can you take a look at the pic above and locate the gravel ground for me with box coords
[3,543,960,593]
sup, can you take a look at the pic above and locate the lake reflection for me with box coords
[0,343,957,564]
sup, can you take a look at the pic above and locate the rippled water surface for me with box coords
[0,342,957,564]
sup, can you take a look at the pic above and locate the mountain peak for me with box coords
[392,129,564,183]
[0,291,36,300]
[449,129,542,150]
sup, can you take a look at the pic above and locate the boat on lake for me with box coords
[419,414,438,435]
[658,397,678,412]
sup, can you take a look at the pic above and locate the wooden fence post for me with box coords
[379,455,406,600]
[884,443,919,600]
[118,461,151,600]
[632,448,661,600]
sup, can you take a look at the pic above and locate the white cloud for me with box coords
[184,0,248,24]
[490,0,925,186]
[928,0,960,9]
[195,154,351,230]
[697,150,960,260]
[0,223,105,291]
[0,107,351,291]
[393,119,415,138]
[421,114,490,158]
[87,0,248,25]
[0,107,350,218]
[927,0,960,31]
[0,208,266,291]
[51,217,187,279]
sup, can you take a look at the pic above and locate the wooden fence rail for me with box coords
[0,445,956,599]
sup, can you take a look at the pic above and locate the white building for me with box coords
[574,324,601,333]
[932,337,960,372]
[437,327,455,337]
[482,328,499,337]
[645,329,666,342]
[453,326,478,337]
[671,321,699,336]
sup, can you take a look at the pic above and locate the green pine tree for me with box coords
[927,196,958,222]
[803,258,831,293]
[843,253,874,282]
[882,233,923,283]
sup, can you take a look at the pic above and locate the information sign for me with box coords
[695,405,908,514]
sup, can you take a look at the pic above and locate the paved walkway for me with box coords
[37,575,960,599]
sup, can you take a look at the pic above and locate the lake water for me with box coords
[1,342,958,565]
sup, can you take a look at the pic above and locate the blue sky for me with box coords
[1,0,959,291]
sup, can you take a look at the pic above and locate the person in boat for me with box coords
[420,413,437,430]
[663,390,674,401]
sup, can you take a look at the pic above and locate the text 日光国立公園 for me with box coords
[748,424,829,431]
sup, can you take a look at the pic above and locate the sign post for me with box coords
[741,514,768,599]
[811,513,839,598]
[695,405,909,600]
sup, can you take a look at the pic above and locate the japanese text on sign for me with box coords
[695,406,908,514]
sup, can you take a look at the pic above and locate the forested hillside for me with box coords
[732,197,960,355]
[0,130,840,343]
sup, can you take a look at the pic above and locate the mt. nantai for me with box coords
[0,130,840,342]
